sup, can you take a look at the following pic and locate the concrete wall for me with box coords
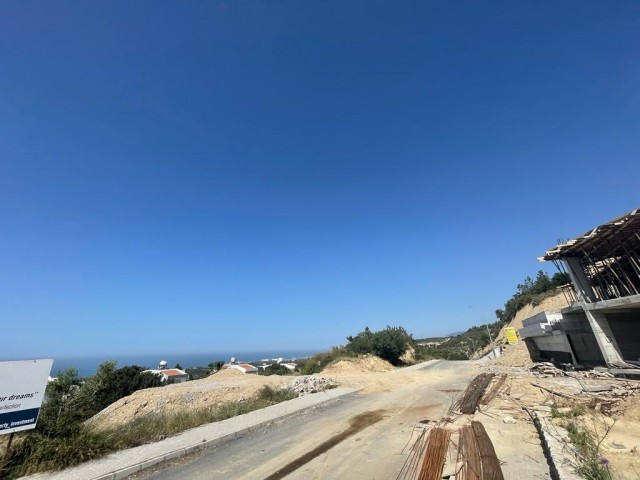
[519,310,610,365]
[551,312,603,364]
[606,311,640,362]
[566,333,604,364]
[558,312,591,333]
[531,331,575,364]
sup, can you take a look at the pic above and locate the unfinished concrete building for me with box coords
[519,208,640,368]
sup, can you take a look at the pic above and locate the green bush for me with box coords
[259,363,292,376]
[257,385,297,403]
[298,347,353,375]
[346,326,413,366]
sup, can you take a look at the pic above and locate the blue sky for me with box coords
[1,1,639,358]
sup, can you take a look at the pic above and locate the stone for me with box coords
[286,376,337,397]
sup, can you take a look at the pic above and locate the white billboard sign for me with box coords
[0,359,53,434]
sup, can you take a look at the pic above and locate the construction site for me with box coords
[11,210,640,480]
[379,209,640,480]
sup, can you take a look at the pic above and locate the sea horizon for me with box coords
[2,349,324,378]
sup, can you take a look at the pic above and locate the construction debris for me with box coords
[530,362,566,377]
[286,376,337,396]
[530,362,619,380]
[481,374,507,406]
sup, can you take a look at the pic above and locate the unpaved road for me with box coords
[132,361,475,480]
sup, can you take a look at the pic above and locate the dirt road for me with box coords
[131,361,475,480]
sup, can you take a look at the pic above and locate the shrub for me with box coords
[346,326,413,366]
[298,347,353,375]
[565,421,612,480]
[259,363,292,376]
[257,385,297,403]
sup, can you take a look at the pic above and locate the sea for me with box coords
[6,350,321,378]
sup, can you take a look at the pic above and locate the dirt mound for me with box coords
[323,355,394,374]
[89,372,288,430]
[613,393,640,422]
[214,368,245,378]
[492,341,533,368]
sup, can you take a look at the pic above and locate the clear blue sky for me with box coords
[1,1,639,358]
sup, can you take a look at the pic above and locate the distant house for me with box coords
[144,360,189,383]
[156,368,189,383]
[280,363,297,371]
[223,363,258,374]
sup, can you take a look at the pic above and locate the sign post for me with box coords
[0,359,53,435]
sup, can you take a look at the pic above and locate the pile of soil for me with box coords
[214,368,245,378]
[323,355,394,374]
[89,372,288,430]
[614,394,640,422]
[492,341,534,368]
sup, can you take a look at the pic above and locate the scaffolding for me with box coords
[540,208,640,303]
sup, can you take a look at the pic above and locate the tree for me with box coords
[346,327,375,355]
[551,271,570,287]
[92,365,162,410]
[371,326,414,365]
[174,363,183,370]
[346,326,414,366]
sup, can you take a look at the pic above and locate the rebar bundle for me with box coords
[457,421,504,480]
[480,374,507,407]
[458,373,494,414]
[417,427,450,480]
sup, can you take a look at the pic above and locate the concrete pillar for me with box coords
[564,257,596,303]
[584,310,624,365]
